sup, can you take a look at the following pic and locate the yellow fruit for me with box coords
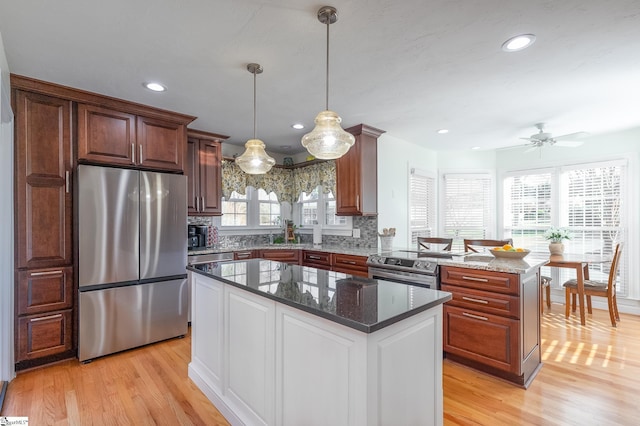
[494,247,504,251]
[502,244,513,250]
[516,248,524,252]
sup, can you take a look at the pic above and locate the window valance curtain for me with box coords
[221,159,336,204]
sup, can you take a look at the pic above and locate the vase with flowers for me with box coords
[543,227,572,255]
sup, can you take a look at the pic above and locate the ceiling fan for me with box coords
[520,123,587,152]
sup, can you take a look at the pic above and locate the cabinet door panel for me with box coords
[17,267,73,316]
[77,104,136,166]
[137,116,185,171]
[17,310,73,360]
[199,140,222,214]
[15,91,72,268]
[335,142,361,215]
[444,305,519,374]
[186,138,199,214]
[259,250,300,263]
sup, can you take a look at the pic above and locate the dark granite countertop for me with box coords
[188,244,383,257]
[188,259,451,333]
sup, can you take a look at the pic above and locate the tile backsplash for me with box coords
[187,216,378,248]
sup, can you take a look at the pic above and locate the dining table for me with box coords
[545,253,612,325]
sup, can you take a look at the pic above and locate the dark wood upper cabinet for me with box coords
[77,104,136,166]
[187,129,228,216]
[336,124,385,216]
[137,116,186,172]
[77,105,186,172]
[14,90,73,269]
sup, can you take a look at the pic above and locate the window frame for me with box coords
[221,186,283,231]
[295,185,352,231]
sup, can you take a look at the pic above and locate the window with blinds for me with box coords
[443,173,493,251]
[409,168,436,245]
[503,161,627,296]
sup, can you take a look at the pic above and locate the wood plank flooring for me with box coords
[2,304,640,425]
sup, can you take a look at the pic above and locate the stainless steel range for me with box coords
[367,250,464,289]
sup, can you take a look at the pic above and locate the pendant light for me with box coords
[236,63,276,174]
[301,6,355,160]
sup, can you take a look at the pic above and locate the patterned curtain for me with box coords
[293,160,336,197]
[221,159,336,204]
[221,160,247,198]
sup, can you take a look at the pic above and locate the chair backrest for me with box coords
[607,242,624,297]
[463,238,513,253]
[417,237,453,251]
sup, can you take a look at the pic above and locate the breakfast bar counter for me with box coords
[187,259,451,426]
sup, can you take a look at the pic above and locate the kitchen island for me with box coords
[187,259,451,426]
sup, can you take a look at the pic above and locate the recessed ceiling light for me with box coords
[501,34,536,52]
[143,82,167,92]
[437,129,449,134]
[292,123,305,130]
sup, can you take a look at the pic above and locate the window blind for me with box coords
[409,168,435,245]
[443,173,493,251]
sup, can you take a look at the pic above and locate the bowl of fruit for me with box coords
[489,244,530,259]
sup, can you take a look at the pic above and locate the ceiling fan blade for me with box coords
[553,140,584,147]
[553,131,589,141]
[524,145,538,154]
[520,137,536,142]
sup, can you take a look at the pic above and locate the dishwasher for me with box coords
[187,252,234,322]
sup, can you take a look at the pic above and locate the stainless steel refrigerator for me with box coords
[78,164,188,362]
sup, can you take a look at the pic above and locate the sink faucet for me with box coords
[269,233,274,245]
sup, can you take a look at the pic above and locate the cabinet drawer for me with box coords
[17,309,73,361]
[259,249,300,263]
[331,253,368,277]
[302,250,331,269]
[17,267,73,315]
[441,284,520,319]
[234,250,256,260]
[444,305,520,374]
[441,266,519,295]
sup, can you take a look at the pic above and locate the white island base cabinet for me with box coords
[188,271,444,426]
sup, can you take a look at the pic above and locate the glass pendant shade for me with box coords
[301,110,355,159]
[235,138,275,174]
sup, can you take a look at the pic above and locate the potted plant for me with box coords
[543,227,572,255]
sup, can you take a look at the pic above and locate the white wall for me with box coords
[0,30,15,382]
[377,134,437,248]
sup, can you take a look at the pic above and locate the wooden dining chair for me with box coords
[417,237,453,251]
[562,242,623,327]
[463,238,513,253]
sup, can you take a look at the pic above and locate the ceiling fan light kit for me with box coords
[301,5,355,160]
[518,123,586,151]
[235,63,276,174]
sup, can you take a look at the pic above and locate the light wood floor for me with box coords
[3,304,640,425]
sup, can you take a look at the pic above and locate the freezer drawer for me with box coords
[79,278,188,361]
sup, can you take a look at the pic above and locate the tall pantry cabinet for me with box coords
[13,88,74,368]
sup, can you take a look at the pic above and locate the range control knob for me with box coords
[414,260,432,270]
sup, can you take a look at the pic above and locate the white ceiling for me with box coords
[2,0,640,154]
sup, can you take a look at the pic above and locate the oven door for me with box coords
[368,267,438,289]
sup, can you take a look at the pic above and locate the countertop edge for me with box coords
[187,262,452,334]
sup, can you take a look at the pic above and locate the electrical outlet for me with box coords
[352,228,360,238]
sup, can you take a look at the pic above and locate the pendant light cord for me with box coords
[325,19,330,111]
[253,69,257,139]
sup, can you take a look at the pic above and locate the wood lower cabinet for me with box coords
[17,309,73,361]
[259,249,300,264]
[234,250,256,260]
[331,253,368,277]
[301,250,332,270]
[17,267,73,316]
[441,265,542,388]
[335,124,385,216]
[187,129,228,215]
